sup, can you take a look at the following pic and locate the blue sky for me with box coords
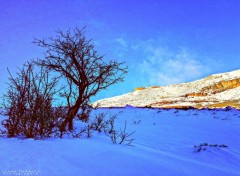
[0,0,240,102]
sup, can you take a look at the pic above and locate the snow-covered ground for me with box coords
[0,107,240,176]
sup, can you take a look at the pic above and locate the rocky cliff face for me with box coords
[184,78,240,97]
[93,70,240,109]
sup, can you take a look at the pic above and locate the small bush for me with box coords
[91,112,108,133]
[104,114,118,134]
[76,105,92,122]
[72,113,135,145]
[106,121,135,146]
[133,119,141,125]
[194,143,228,152]
[1,62,64,139]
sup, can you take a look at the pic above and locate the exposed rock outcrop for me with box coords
[202,79,240,94]
[184,78,240,98]
[134,87,145,91]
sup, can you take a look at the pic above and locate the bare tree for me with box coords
[34,27,127,131]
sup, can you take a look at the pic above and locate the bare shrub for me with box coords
[71,112,134,145]
[106,121,135,146]
[85,124,94,138]
[105,114,118,134]
[133,119,141,125]
[1,62,64,139]
[91,112,108,133]
[72,127,87,138]
[76,105,91,122]
[193,143,228,152]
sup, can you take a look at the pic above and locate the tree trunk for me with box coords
[68,119,73,131]
[62,97,83,131]
[67,105,80,131]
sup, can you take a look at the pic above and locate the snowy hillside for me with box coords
[93,70,240,109]
[0,107,240,176]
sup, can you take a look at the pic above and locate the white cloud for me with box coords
[138,47,211,86]
[115,38,128,48]
[131,39,155,52]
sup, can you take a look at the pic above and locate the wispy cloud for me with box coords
[138,45,211,86]
[97,36,214,87]
[115,38,128,48]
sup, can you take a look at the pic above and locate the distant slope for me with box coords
[93,70,240,109]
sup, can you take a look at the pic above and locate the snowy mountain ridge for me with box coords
[93,69,240,109]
